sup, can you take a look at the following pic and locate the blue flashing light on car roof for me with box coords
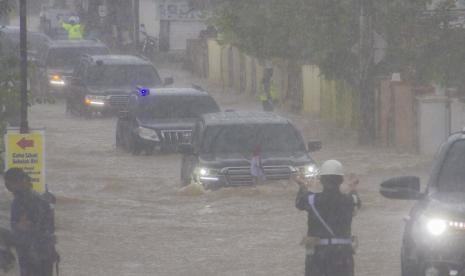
[137,87,150,97]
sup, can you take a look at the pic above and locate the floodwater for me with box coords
[0,64,430,275]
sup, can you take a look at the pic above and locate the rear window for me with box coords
[46,46,109,67]
[201,124,306,154]
[437,140,465,193]
[137,95,220,119]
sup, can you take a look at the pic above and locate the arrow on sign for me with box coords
[16,137,34,150]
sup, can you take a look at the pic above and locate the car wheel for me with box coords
[129,135,141,156]
[181,157,197,187]
[401,247,418,276]
[160,144,170,154]
[65,99,72,114]
[115,131,123,149]
[203,182,219,191]
[145,146,154,156]
[180,168,191,187]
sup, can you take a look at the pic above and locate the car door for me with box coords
[181,121,203,184]
[69,60,86,111]
[119,96,138,148]
[36,48,49,95]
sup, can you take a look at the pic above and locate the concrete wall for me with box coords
[417,96,450,155]
[450,99,465,133]
[206,39,357,128]
[377,81,419,152]
[302,65,321,114]
[207,39,222,85]
[392,82,417,152]
[140,0,160,39]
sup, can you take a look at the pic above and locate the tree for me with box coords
[212,0,465,144]
[0,0,21,170]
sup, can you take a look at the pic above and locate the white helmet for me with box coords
[319,160,344,176]
[68,16,79,24]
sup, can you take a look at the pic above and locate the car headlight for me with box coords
[426,218,448,236]
[195,167,219,182]
[49,74,65,86]
[296,164,319,178]
[84,95,106,106]
[137,127,160,141]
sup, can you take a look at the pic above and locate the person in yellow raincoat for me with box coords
[61,16,83,40]
[259,68,279,111]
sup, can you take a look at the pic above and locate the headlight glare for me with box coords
[296,164,318,178]
[138,127,160,141]
[195,167,219,182]
[84,95,106,106]
[199,168,208,176]
[49,74,65,86]
[426,219,447,236]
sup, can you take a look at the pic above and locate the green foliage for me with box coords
[0,0,20,135]
[212,0,359,81]
[212,0,465,89]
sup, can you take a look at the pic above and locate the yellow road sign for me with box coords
[4,128,45,193]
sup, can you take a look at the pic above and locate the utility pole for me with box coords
[134,0,140,52]
[19,0,28,134]
[358,0,375,144]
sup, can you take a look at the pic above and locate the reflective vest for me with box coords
[62,23,83,40]
[259,81,279,101]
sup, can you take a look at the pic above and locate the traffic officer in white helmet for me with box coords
[295,160,361,276]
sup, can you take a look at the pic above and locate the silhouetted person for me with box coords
[3,168,58,276]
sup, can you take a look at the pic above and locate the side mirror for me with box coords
[380,176,422,200]
[307,140,322,152]
[163,77,174,86]
[118,110,129,119]
[179,144,194,155]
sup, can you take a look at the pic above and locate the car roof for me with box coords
[46,39,107,48]
[447,131,465,143]
[84,55,152,66]
[138,87,211,97]
[1,26,50,40]
[1,25,45,34]
[201,111,290,126]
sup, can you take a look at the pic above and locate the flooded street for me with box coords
[1,64,430,275]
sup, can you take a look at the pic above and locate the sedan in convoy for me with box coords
[116,87,220,155]
[380,130,465,276]
[179,111,321,189]
[33,39,110,99]
[67,54,172,117]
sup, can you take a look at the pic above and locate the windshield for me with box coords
[137,95,219,119]
[437,140,465,193]
[201,124,305,154]
[86,64,162,87]
[46,47,108,67]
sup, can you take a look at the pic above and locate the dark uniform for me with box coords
[11,190,57,276]
[296,185,360,276]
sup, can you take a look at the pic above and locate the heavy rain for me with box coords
[0,0,464,276]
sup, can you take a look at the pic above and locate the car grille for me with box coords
[161,130,192,145]
[224,165,292,186]
[107,95,130,108]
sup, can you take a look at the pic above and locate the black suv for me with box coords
[67,55,172,116]
[116,87,220,155]
[34,40,109,99]
[380,131,465,276]
[179,111,321,189]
